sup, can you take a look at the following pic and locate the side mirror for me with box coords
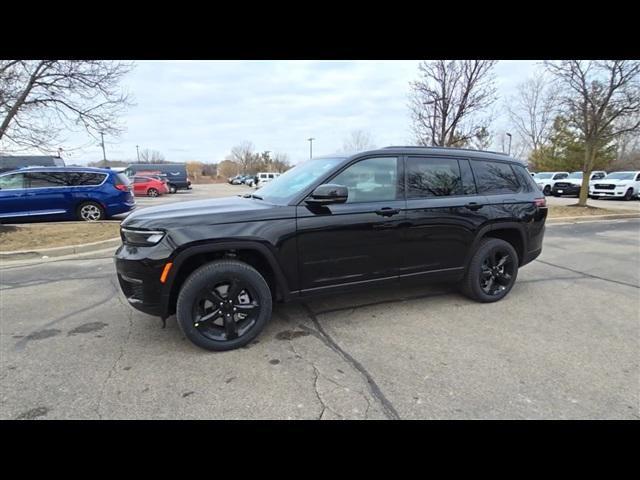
[305,184,348,205]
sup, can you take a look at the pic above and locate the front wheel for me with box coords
[168,184,177,194]
[147,188,159,197]
[624,188,634,201]
[176,260,272,351]
[460,238,519,303]
[543,185,551,195]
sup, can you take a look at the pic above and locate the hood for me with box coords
[122,195,286,229]
[594,178,632,185]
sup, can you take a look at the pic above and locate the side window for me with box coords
[406,157,463,197]
[636,173,640,182]
[133,177,144,184]
[26,172,68,188]
[72,173,106,185]
[331,157,398,203]
[471,160,520,195]
[459,159,477,195]
[558,173,568,179]
[0,173,25,189]
[512,164,537,193]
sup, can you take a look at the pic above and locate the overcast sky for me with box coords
[56,60,543,165]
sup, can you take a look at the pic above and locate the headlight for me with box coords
[616,184,628,188]
[121,228,166,246]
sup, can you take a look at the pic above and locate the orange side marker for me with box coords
[160,262,173,283]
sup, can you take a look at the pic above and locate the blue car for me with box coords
[0,167,136,222]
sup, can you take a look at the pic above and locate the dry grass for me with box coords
[547,204,624,218]
[0,222,120,252]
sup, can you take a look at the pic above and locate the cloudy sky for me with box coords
[57,60,542,165]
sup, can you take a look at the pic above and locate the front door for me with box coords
[296,156,405,292]
[0,173,28,220]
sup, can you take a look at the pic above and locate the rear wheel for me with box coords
[147,188,159,197]
[461,238,518,303]
[176,260,272,351]
[77,201,105,222]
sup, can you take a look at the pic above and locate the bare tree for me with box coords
[546,60,640,206]
[409,60,498,147]
[0,60,134,152]
[138,149,166,163]
[506,70,559,152]
[272,152,291,172]
[227,141,257,174]
[341,130,376,153]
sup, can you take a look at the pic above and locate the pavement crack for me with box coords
[95,277,134,419]
[302,303,401,420]
[535,259,639,289]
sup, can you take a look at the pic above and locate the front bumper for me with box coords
[114,243,172,317]
[590,188,628,197]
[552,184,581,196]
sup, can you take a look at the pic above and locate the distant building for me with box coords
[0,155,65,173]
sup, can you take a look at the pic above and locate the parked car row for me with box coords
[531,170,639,200]
[228,172,281,189]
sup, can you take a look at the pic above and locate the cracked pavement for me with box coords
[1,219,639,420]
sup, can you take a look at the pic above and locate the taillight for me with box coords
[534,197,546,208]
[115,184,129,192]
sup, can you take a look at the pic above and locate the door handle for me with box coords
[375,207,400,217]
[464,202,483,211]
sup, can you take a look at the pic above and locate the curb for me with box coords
[0,237,121,261]
[547,213,640,224]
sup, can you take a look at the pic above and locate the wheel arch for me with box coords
[161,241,291,318]
[468,222,528,267]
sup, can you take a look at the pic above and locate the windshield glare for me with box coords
[537,173,553,179]
[255,157,345,204]
[605,172,635,180]
[568,172,583,179]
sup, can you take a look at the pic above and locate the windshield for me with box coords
[605,172,635,180]
[256,157,345,204]
[568,172,583,179]
[536,173,553,179]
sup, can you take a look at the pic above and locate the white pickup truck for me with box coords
[590,171,640,200]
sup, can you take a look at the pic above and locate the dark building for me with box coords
[0,155,65,173]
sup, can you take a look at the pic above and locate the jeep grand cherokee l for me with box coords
[115,147,547,351]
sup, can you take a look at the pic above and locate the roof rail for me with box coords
[383,145,510,156]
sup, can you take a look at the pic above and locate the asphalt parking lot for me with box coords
[1,211,638,419]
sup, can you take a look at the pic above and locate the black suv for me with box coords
[115,147,547,351]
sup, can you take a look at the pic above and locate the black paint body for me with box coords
[114,147,547,318]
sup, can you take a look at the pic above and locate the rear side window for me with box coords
[406,157,463,197]
[67,172,106,186]
[512,164,537,193]
[472,160,520,195]
[25,172,65,188]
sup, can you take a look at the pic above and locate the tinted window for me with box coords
[67,172,106,186]
[636,174,640,181]
[332,157,398,203]
[407,157,462,197]
[0,173,25,189]
[472,160,520,195]
[25,172,63,188]
[512,164,537,193]
[459,159,477,195]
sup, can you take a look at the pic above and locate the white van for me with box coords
[254,172,280,189]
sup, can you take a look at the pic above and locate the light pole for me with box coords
[307,137,315,159]
[99,132,107,163]
[136,145,140,162]
[506,132,512,156]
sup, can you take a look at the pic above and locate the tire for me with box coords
[543,185,551,195]
[460,238,519,303]
[147,188,159,197]
[77,201,105,221]
[176,260,272,351]
[168,184,177,194]
[623,188,634,201]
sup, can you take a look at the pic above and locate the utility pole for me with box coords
[136,145,140,162]
[100,132,106,162]
[307,137,315,159]
[506,132,512,156]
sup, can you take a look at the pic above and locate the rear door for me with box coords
[401,156,489,275]
[470,159,525,221]
[0,173,28,219]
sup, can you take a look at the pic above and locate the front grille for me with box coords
[594,184,615,190]
[554,182,570,188]
[118,274,144,300]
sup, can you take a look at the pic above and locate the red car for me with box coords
[132,176,168,197]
